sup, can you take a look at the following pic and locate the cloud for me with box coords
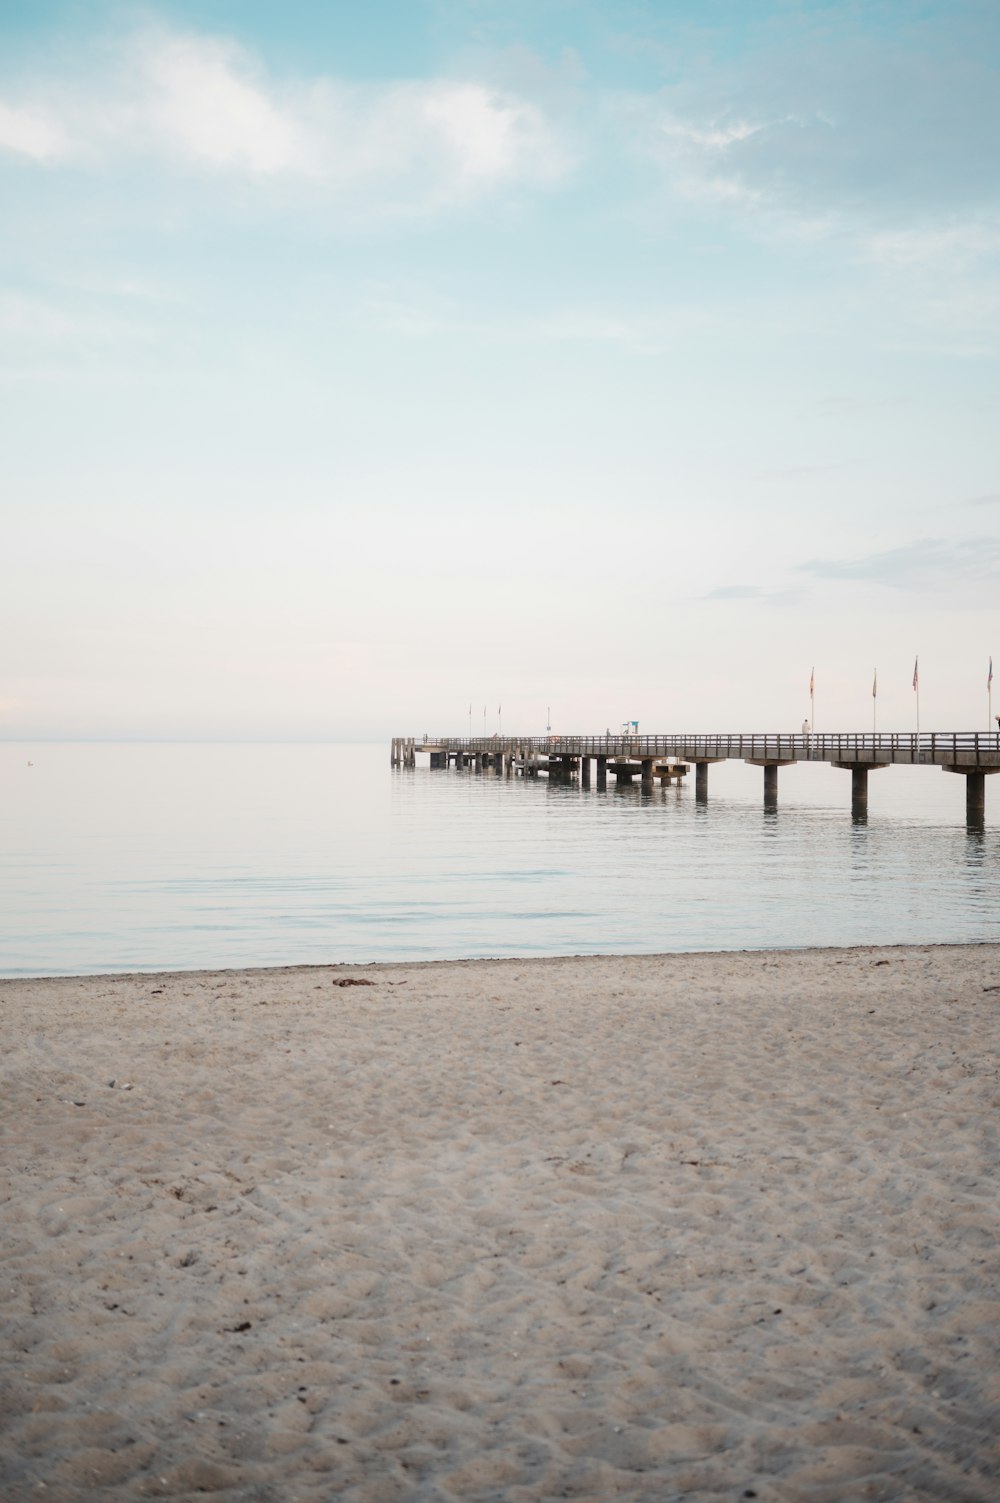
[0,284,178,381]
[362,289,709,351]
[611,6,1000,241]
[0,21,568,207]
[865,221,1000,270]
[0,290,152,344]
[420,81,558,184]
[799,537,1000,592]
[138,31,313,174]
[659,117,768,151]
[0,99,67,160]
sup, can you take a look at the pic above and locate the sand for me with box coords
[2,944,999,1502]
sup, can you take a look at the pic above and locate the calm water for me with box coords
[2,740,998,976]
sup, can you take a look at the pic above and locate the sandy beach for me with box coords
[2,944,999,1502]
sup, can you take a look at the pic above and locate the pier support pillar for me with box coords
[495,751,503,776]
[641,759,654,791]
[596,756,607,790]
[763,764,778,807]
[852,766,868,818]
[581,756,591,788]
[833,762,889,820]
[966,773,985,824]
[746,758,796,810]
[941,765,998,827]
[941,764,999,826]
[693,758,724,803]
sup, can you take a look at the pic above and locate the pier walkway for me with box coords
[390,731,1000,822]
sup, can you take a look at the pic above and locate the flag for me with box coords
[809,666,814,696]
[872,668,877,698]
[912,657,919,691]
[990,658,994,691]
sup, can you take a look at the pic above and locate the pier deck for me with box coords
[390,731,1000,822]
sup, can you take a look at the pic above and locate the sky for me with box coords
[2,0,998,740]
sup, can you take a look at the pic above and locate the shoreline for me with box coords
[5,934,1000,985]
[3,944,999,1500]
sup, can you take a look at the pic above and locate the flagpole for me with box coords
[809,666,815,732]
[873,668,877,735]
[989,657,993,730]
[913,656,920,738]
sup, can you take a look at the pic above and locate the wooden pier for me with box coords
[391,731,1000,823]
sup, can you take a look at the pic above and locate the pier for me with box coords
[391,731,1000,824]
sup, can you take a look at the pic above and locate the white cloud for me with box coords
[138,32,313,174]
[0,99,67,160]
[659,117,766,150]
[421,82,559,184]
[0,291,164,379]
[0,22,568,206]
[0,292,112,341]
[866,222,1000,269]
[362,288,712,352]
[800,537,1000,593]
[609,93,816,221]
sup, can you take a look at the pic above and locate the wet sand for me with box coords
[2,945,999,1501]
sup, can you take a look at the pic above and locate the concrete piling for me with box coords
[852,765,868,818]
[966,772,986,824]
[763,764,778,807]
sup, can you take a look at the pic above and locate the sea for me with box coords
[2,740,998,977]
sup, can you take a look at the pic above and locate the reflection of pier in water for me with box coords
[390,731,1000,824]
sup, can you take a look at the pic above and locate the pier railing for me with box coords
[416,731,1000,767]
